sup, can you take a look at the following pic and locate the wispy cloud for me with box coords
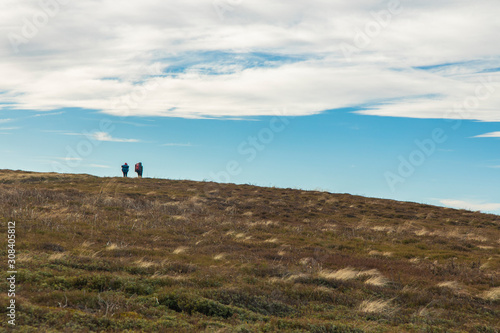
[91,132,139,143]
[0,119,12,124]
[29,111,65,118]
[439,199,500,212]
[57,131,140,142]
[55,157,82,161]
[0,127,20,130]
[472,131,500,138]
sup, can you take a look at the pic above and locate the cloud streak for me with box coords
[473,131,500,138]
[60,131,140,142]
[91,132,140,143]
[440,199,500,213]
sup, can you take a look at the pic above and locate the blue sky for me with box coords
[1,0,500,213]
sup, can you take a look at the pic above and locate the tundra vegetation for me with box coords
[0,170,499,332]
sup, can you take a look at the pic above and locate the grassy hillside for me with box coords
[0,169,499,332]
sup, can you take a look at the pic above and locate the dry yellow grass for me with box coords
[105,243,119,251]
[264,237,279,243]
[481,287,500,301]
[319,267,359,281]
[414,228,429,236]
[2,170,499,332]
[81,240,93,248]
[173,246,189,254]
[368,250,393,257]
[134,258,156,268]
[477,245,494,250]
[48,253,65,261]
[213,253,226,260]
[359,299,394,314]
[365,275,390,287]
[437,281,460,289]
[16,253,33,263]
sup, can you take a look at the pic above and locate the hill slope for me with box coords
[1,170,499,332]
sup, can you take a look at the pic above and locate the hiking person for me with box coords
[121,163,129,177]
[135,162,143,178]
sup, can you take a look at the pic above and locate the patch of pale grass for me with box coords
[320,267,383,282]
[81,241,93,248]
[365,275,390,287]
[402,286,419,294]
[48,253,65,261]
[357,269,381,277]
[225,231,235,236]
[368,250,393,257]
[467,234,488,242]
[268,277,282,284]
[286,273,309,282]
[235,233,246,239]
[321,223,337,231]
[415,307,431,317]
[243,211,253,217]
[478,245,494,250]
[173,246,189,254]
[359,299,394,314]
[106,243,119,251]
[414,228,429,236]
[134,258,155,268]
[277,250,286,256]
[202,230,213,237]
[437,281,460,289]
[319,267,359,281]
[480,261,491,270]
[481,287,500,300]
[299,257,316,266]
[409,258,420,264]
[437,281,469,295]
[16,253,33,263]
[152,272,188,280]
[315,286,333,294]
[264,238,278,243]
[213,253,226,260]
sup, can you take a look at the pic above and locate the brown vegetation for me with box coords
[0,169,499,332]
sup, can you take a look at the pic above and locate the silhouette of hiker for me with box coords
[121,163,129,177]
[135,162,143,178]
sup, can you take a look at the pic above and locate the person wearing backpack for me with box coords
[135,162,143,178]
[121,163,129,177]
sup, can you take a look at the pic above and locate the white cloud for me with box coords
[91,132,139,143]
[473,131,500,138]
[59,131,140,142]
[55,157,82,161]
[440,199,500,212]
[0,0,499,120]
